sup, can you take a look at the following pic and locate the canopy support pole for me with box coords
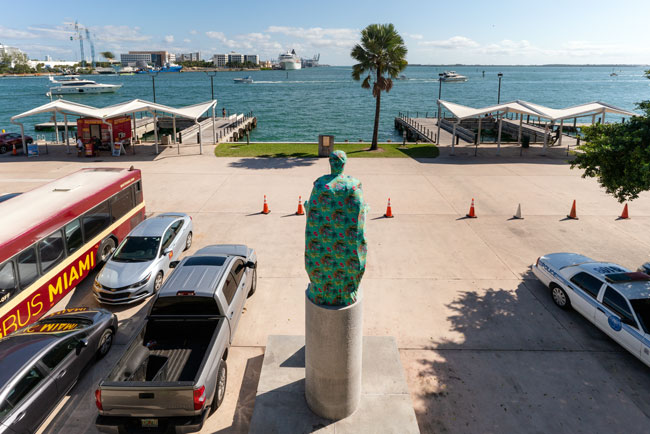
[436,101,442,145]
[477,117,482,146]
[497,113,503,156]
[153,111,159,154]
[543,122,549,155]
[64,113,69,153]
[212,106,216,144]
[103,120,114,155]
[518,115,523,145]
[172,115,177,145]
[451,121,457,156]
[558,119,564,147]
[198,121,203,155]
[602,109,606,124]
[20,123,26,154]
[591,114,596,125]
[53,112,59,144]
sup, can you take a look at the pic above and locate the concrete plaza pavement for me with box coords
[1,143,650,433]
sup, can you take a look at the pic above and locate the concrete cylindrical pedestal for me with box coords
[305,290,363,420]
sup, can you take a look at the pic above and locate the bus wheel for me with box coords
[99,238,116,263]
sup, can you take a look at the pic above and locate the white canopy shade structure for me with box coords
[11,98,217,155]
[436,99,637,155]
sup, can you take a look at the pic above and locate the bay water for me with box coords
[0,65,647,142]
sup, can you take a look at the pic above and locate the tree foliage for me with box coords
[570,70,650,203]
[100,51,115,60]
[351,23,407,150]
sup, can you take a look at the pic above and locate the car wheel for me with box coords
[184,231,193,251]
[550,284,570,309]
[96,328,114,359]
[0,145,6,154]
[247,268,257,298]
[153,271,164,294]
[211,360,227,414]
[99,238,116,263]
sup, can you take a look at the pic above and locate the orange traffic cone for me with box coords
[12,144,17,156]
[296,196,305,215]
[262,195,270,214]
[384,198,394,218]
[567,200,578,220]
[466,198,477,218]
[620,203,629,219]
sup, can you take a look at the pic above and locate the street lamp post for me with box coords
[436,73,444,144]
[151,71,160,103]
[204,70,217,100]
[497,72,503,104]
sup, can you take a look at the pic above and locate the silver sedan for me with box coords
[93,213,193,305]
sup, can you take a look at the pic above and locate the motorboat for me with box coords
[136,63,183,74]
[440,71,468,82]
[234,76,253,84]
[48,76,122,95]
[279,49,301,70]
[395,75,408,80]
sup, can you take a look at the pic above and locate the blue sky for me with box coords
[1,0,648,65]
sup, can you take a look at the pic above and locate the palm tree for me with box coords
[351,24,407,151]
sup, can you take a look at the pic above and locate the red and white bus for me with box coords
[0,168,145,338]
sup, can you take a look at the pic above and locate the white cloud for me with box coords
[190,30,197,35]
[183,38,191,43]
[0,25,41,39]
[267,26,358,49]
[420,36,479,49]
[164,35,174,43]
[92,25,152,43]
[405,33,423,40]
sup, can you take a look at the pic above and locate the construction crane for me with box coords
[85,28,96,68]
[69,21,85,67]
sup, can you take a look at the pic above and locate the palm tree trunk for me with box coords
[371,90,381,151]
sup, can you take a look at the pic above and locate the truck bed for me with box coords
[108,319,219,383]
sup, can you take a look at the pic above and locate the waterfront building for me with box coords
[228,52,245,65]
[244,54,259,65]
[177,52,201,62]
[212,54,227,67]
[0,43,27,67]
[261,60,272,68]
[120,51,175,67]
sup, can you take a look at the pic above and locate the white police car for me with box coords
[533,253,650,368]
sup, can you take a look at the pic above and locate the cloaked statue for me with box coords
[305,150,367,306]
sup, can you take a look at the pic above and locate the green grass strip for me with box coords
[214,142,439,159]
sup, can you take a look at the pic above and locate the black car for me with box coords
[0,308,117,434]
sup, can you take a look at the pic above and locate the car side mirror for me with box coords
[76,338,88,355]
[246,261,256,269]
[169,261,180,269]
[162,247,172,258]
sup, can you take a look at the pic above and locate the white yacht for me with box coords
[440,71,468,82]
[48,76,122,95]
[279,49,301,70]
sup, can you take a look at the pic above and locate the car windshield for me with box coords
[630,299,650,334]
[113,236,160,262]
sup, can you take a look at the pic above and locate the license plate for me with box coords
[141,419,158,428]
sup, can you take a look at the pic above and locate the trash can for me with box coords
[318,135,334,157]
[85,143,94,157]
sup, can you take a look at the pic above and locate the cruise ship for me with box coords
[279,49,301,70]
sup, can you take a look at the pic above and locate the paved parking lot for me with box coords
[2,145,650,433]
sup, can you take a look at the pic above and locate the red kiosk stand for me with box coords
[77,116,132,156]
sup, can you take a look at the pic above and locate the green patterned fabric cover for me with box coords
[305,151,368,306]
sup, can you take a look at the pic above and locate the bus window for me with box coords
[133,181,143,204]
[110,189,133,222]
[65,220,83,255]
[82,201,110,242]
[39,230,65,273]
[0,262,17,304]
[17,246,39,289]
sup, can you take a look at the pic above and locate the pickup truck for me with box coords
[95,245,257,433]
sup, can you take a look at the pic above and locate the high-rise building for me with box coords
[212,54,227,67]
[177,52,201,62]
[244,54,259,65]
[120,51,174,67]
[227,52,244,65]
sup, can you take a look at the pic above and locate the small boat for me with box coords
[136,64,183,74]
[610,72,618,77]
[234,76,253,84]
[48,76,122,95]
[440,71,468,82]
[395,75,408,80]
